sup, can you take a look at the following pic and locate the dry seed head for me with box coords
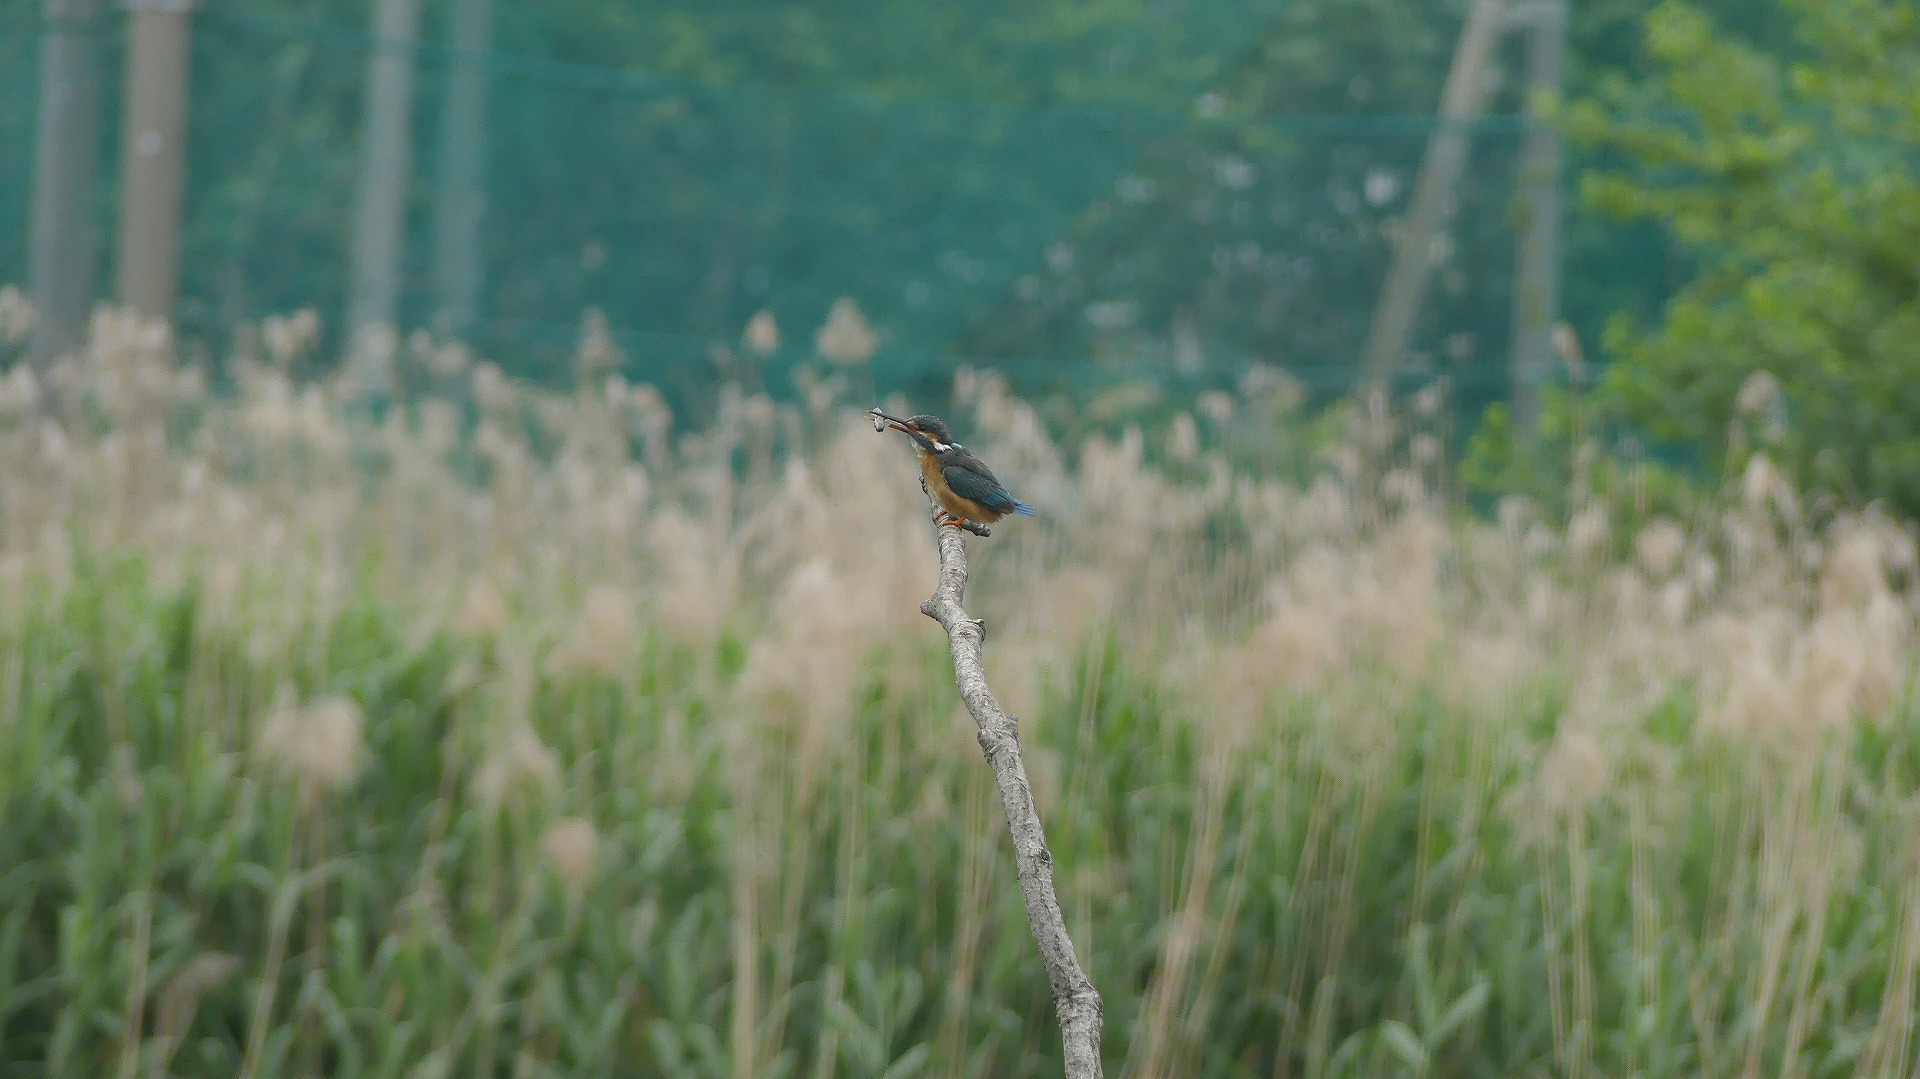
[1863,588,1911,644]
[0,363,40,416]
[735,393,778,435]
[1043,568,1115,642]
[258,688,366,792]
[1538,729,1609,815]
[1553,321,1585,379]
[1741,454,1788,510]
[1735,370,1780,416]
[1566,504,1608,557]
[1197,389,1235,425]
[239,374,297,440]
[1410,433,1440,467]
[426,340,471,378]
[1687,552,1719,596]
[1707,651,1796,738]
[470,361,514,413]
[1796,616,1866,728]
[1852,646,1900,721]
[743,310,780,356]
[949,365,981,406]
[1381,467,1424,507]
[1497,495,1533,540]
[1635,519,1685,579]
[406,328,437,369]
[1249,608,1338,689]
[551,583,636,677]
[0,284,33,343]
[629,384,672,448]
[1238,364,1302,411]
[417,399,459,459]
[289,309,320,351]
[1166,412,1199,463]
[647,509,729,644]
[541,817,600,891]
[1801,606,1904,724]
[348,324,398,392]
[452,577,509,637]
[1442,633,1535,715]
[815,297,876,366]
[1821,527,1887,610]
[1655,579,1690,625]
[1380,512,1447,582]
[575,308,624,380]
[1524,575,1560,628]
[1353,575,1437,674]
[473,723,562,810]
[735,558,870,736]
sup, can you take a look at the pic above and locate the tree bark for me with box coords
[117,0,196,324]
[1358,0,1507,392]
[29,0,105,367]
[347,0,423,390]
[916,504,1104,1078]
[1506,0,1569,444]
[432,0,490,340]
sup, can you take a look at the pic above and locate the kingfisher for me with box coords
[871,409,1036,531]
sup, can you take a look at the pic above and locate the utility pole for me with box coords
[116,0,196,325]
[28,0,106,366]
[1358,0,1506,394]
[1507,0,1568,443]
[346,0,423,390]
[432,0,491,341]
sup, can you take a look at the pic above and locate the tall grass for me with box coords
[1,306,1918,1077]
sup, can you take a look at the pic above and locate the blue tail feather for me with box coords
[1010,498,1037,517]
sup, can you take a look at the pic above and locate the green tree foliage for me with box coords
[3,0,1826,418]
[1565,0,1920,510]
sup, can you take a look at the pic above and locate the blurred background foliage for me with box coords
[3,0,1916,505]
[1473,0,1920,517]
[0,0,1760,403]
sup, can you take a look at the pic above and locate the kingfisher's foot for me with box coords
[933,509,966,529]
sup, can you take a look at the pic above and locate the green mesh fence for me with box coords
[6,1,1688,420]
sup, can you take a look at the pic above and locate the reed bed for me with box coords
[1,305,1917,1077]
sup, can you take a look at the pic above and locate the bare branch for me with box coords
[917,500,1104,1078]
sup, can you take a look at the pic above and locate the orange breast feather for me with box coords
[918,450,995,521]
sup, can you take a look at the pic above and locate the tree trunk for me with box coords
[347,0,423,389]
[28,0,105,366]
[1507,0,1569,442]
[1358,0,1507,392]
[116,0,196,326]
[432,0,490,341]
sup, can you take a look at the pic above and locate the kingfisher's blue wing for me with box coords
[942,461,1020,514]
